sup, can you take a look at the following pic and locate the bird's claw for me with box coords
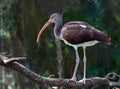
[67,78,77,84]
[79,78,94,84]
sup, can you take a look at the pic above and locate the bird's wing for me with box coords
[61,21,111,45]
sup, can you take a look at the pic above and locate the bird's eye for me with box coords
[50,16,54,19]
[50,15,55,19]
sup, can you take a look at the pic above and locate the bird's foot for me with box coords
[79,78,94,84]
[67,77,77,83]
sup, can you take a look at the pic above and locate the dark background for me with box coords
[0,0,120,89]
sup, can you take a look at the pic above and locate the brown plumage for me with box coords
[62,21,111,45]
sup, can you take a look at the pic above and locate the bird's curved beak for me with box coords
[36,19,53,43]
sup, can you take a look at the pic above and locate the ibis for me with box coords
[36,13,111,84]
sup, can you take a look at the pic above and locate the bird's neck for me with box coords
[54,22,62,39]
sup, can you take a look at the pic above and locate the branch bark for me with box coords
[0,55,120,89]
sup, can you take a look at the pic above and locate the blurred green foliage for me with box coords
[1,0,120,89]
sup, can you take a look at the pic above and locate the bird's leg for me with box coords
[79,47,87,84]
[70,47,80,82]
[83,46,87,84]
[79,47,94,84]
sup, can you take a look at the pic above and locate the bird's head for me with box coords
[36,13,62,43]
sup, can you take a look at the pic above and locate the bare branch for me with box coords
[0,55,120,89]
[10,62,49,89]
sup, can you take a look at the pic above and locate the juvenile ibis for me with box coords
[36,13,111,84]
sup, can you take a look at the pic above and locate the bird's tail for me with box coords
[94,30,111,45]
[103,35,111,45]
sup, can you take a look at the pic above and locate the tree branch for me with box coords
[0,55,120,89]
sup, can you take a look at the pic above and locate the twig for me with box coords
[105,72,120,80]
[0,55,26,64]
[3,57,26,64]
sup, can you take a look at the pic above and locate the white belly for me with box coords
[61,38,99,48]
